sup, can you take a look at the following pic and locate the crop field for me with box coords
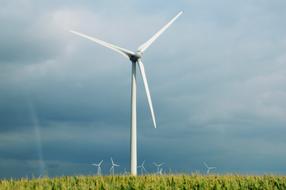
[0,175,286,190]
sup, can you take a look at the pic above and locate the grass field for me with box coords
[0,175,286,190]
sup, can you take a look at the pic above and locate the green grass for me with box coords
[0,174,286,190]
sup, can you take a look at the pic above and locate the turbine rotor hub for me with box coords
[129,54,141,62]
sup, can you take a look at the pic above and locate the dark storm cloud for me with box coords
[0,5,66,64]
[1,0,286,178]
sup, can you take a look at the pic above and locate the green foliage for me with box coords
[0,175,285,190]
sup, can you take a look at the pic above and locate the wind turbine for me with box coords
[203,162,216,174]
[91,160,103,175]
[153,162,164,174]
[123,168,128,175]
[70,11,183,176]
[137,160,147,175]
[110,157,120,175]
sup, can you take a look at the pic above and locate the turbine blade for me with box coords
[203,162,208,168]
[137,11,183,53]
[69,30,135,58]
[111,157,114,165]
[137,60,157,128]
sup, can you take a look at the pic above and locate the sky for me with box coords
[0,0,286,178]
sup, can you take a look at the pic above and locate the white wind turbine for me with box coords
[203,162,216,174]
[137,160,147,175]
[123,168,128,175]
[153,162,164,174]
[110,157,120,175]
[92,160,103,175]
[70,11,183,176]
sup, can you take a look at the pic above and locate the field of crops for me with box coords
[0,175,286,190]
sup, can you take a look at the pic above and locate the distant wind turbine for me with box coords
[110,157,120,175]
[137,160,147,175]
[153,162,164,174]
[203,162,216,174]
[70,11,183,176]
[123,168,128,175]
[92,160,103,175]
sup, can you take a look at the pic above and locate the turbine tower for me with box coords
[70,11,183,176]
[203,162,216,174]
[92,160,103,175]
[159,168,163,175]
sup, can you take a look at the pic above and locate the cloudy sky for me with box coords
[0,0,286,178]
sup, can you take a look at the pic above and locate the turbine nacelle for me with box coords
[136,50,143,57]
[129,54,141,62]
